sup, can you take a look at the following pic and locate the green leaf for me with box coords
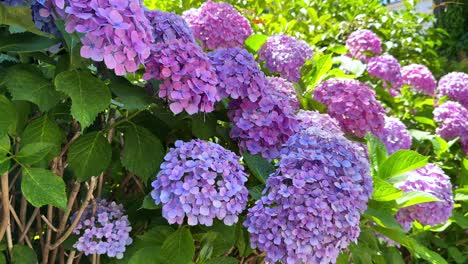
[0,32,59,52]
[110,78,153,111]
[200,222,236,257]
[248,185,264,200]
[16,142,55,165]
[129,246,162,264]
[383,247,405,264]
[0,95,16,136]
[4,65,61,111]
[55,70,111,129]
[454,187,468,201]
[378,150,428,179]
[409,129,434,141]
[306,53,333,89]
[395,191,441,208]
[373,177,403,201]
[159,227,195,264]
[138,226,174,245]
[363,206,402,231]
[141,194,161,210]
[12,245,37,264]
[243,153,275,184]
[0,135,10,173]
[0,5,51,37]
[451,212,468,229]
[448,247,465,264]
[365,133,388,173]
[413,116,436,127]
[192,114,217,140]
[21,167,67,209]
[205,257,238,264]
[68,132,112,181]
[245,34,268,52]
[121,124,164,181]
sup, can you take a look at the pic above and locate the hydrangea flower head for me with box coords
[437,72,468,108]
[145,10,195,44]
[258,35,313,82]
[182,0,252,50]
[376,116,411,154]
[59,0,153,75]
[313,78,386,137]
[229,77,299,160]
[71,199,132,259]
[151,140,248,226]
[245,127,372,264]
[401,64,436,95]
[433,101,468,154]
[367,54,403,89]
[395,164,454,231]
[345,29,382,62]
[296,110,343,134]
[208,47,267,102]
[143,39,220,115]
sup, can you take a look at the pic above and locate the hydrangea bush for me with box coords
[0,1,464,264]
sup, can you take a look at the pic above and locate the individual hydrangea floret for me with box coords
[143,39,220,115]
[395,164,454,231]
[401,64,436,95]
[245,127,372,264]
[313,78,386,137]
[151,140,248,226]
[145,10,196,44]
[295,110,343,134]
[345,29,382,62]
[376,116,412,154]
[437,72,468,108]
[229,77,299,160]
[367,54,403,89]
[182,0,252,50]
[433,101,468,154]
[71,199,132,259]
[58,0,153,75]
[208,47,267,102]
[258,35,313,82]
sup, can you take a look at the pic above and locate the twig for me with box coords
[66,250,76,264]
[42,205,54,263]
[8,168,21,191]
[19,196,27,243]
[50,177,97,250]
[6,219,13,255]
[41,214,59,232]
[36,213,45,251]
[59,131,81,159]
[0,171,9,241]
[9,204,33,248]
[73,252,83,264]
[131,174,145,194]
[19,207,40,243]
[97,116,116,197]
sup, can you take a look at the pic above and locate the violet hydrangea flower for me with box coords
[401,64,436,95]
[367,54,403,89]
[258,35,313,82]
[437,72,468,108]
[229,77,299,160]
[433,101,468,154]
[71,199,132,259]
[245,127,372,264]
[143,39,221,115]
[376,116,412,154]
[182,0,252,50]
[395,164,454,231]
[151,140,248,226]
[208,47,267,102]
[295,109,343,134]
[313,78,386,137]
[345,29,382,62]
[145,10,196,44]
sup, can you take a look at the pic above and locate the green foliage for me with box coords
[11,245,37,264]
[242,153,275,184]
[21,167,67,209]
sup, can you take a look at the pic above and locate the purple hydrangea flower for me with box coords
[437,72,468,108]
[145,10,196,44]
[228,77,299,160]
[376,116,412,154]
[295,110,343,134]
[151,140,248,226]
[0,0,26,6]
[401,64,436,95]
[367,54,403,89]
[258,35,313,82]
[245,127,372,264]
[182,0,252,50]
[313,78,386,137]
[395,164,454,231]
[208,47,267,102]
[58,0,153,76]
[143,39,221,115]
[345,29,382,62]
[433,101,468,154]
[71,199,132,259]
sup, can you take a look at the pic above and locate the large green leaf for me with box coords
[191,113,217,140]
[0,4,51,37]
[121,124,164,181]
[16,142,55,165]
[129,246,162,264]
[363,206,403,231]
[12,245,37,264]
[21,167,67,209]
[395,191,441,208]
[68,132,112,181]
[0,135,10,173]
[243,153,275,184]
[55,70,111,129]
[110,78,153,111]
[373,177,403,201]
[4,64,61,111]
[245,34,268,52]
[0,95,16,136]
[365,133,388,173]
[378,150,428,179]
[159,227,195,264]
[205,257,238,264]
[0,32,59,52]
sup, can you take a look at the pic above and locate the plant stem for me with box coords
[0,171,9,241]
